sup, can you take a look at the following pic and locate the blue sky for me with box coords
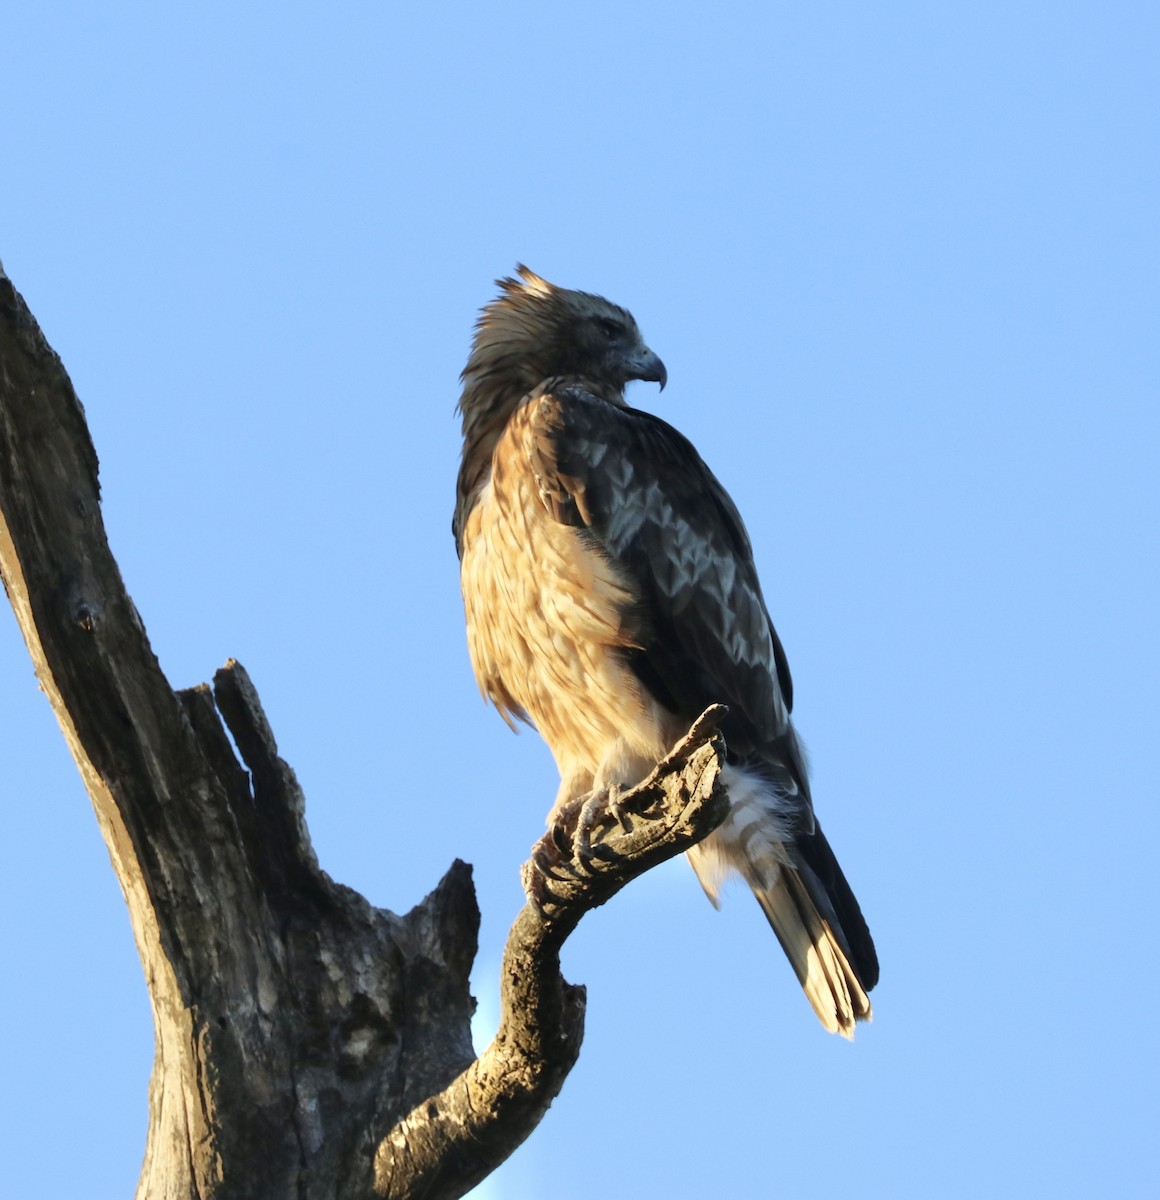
[2,4,1157,1197]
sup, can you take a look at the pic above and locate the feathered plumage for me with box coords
[454,266,878,1037]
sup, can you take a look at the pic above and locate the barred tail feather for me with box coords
[754,867,872,1039]
[686,764,876,1038]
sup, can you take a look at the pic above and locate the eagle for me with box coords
[453,266,878,1037]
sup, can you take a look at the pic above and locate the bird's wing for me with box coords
[529,383,879,1011]
[527,383,800,776]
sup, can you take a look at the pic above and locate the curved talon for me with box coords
[528,832,570,884]
[549,818,574,855]
[522,708,730,911]
[603,783,637,831]
[575,782,643,859]
[572,791,605,858]
[545,727,722,871]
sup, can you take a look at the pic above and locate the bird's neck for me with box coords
[453,363,533,556]
[453,358,627,556]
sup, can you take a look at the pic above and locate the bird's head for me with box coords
[461,265,667,409]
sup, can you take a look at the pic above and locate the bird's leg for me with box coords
[570,783,619,858]
[524,706,730,908]
[528,782,621,882]
[574,779,655,855]
[528,707,731,887]
[556,775,656,862]
[526,784,594,882]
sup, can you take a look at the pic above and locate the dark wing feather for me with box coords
[529,383,879,997]
[528,384,801,784]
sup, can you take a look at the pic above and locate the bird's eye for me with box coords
[597,317,622,341]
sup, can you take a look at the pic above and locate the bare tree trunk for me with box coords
[0,262,728,1200]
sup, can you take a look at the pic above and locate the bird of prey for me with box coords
[453,266,878,1037]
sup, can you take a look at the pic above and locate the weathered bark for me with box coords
[376,708,728,1198]
[0,263,728,1199]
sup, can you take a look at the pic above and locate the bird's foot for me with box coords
[574,782,634,856]
[527,781,639,887]
[523,706,731,911]
[527,816,574,885]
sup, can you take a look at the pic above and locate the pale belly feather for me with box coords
[460,459,679,812]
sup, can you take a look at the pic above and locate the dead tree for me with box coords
[0,263,729,1200]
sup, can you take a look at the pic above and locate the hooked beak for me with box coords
[624,344,668,391]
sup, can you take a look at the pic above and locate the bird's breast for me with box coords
[459,410,671,780]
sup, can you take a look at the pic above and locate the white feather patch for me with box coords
[686,762,796,904]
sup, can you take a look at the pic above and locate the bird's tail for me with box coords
[752,837,875,1038]
[687,768,877,1038]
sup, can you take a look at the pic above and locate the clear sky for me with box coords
[2,4,1157,1197]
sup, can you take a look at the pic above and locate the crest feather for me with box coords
[511,264,554,297]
